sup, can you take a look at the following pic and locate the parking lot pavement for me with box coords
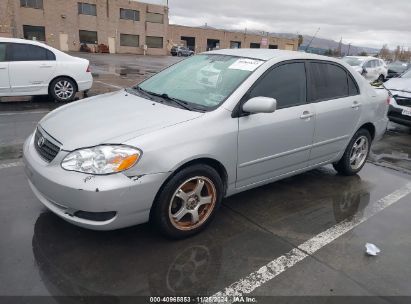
[0,154,411,299]
[1,53,411,301]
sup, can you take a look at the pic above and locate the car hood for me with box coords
[39,90,204,150]
[384,78,411,95]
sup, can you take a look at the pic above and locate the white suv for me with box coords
[343,56,388,83]
[0,38,92,102]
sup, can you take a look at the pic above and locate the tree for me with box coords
[379,44,391,61]
[394,46,401,61]
[359,51,368,56]
[298,34,304,47]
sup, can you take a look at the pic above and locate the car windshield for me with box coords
[401,69,411,78]
[136,54,263,110]
[389,62,409,73]
[342,57,365,66]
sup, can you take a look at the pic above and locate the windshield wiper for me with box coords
[134,87,192,111]
[157,93,192,111]
[129,86,155,100]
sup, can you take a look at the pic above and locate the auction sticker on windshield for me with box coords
[229,58,264,71]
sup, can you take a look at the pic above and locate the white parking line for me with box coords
[0,111,49,116]
[95,81,123,89]
[213,182,411,299]
[0,161,24,170]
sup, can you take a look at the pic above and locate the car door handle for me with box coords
[351,101,361,109]
[300,111,314,119]
[0,67,6,70]
[40,65,53,68]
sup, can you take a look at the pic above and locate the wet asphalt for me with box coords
[0,53,411,302]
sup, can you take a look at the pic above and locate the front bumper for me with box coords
[388,105,411,127]
[23,133,170,230]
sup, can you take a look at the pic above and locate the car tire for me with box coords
[333,129,372,176]
[151,164,223,239]
[49,77,77,103]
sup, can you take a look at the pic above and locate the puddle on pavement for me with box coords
[117,67,157,78]
[0,144,23,161]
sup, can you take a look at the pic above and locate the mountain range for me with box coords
[270,32,381,55]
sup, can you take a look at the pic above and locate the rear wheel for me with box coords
[333,129,371,176]
[151,164,223,239]
[50,77,76,102]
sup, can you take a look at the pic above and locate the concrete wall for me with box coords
[168,24,299,53]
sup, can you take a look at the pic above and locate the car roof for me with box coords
[0,37,49,47]
[203,48,337,62]
[344,56,378,60]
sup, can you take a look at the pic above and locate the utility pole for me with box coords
[337,37,342,57]
[305,27,320,52]
[347,43,351,56]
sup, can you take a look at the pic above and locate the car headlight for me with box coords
[61,145,141,175]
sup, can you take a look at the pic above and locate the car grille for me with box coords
[34,128,61,162]
[394,96,411,107]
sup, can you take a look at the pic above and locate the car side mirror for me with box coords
[242,97,277,114]
[362,67,368,74]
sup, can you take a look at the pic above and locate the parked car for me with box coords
[342,56,388,82]
[23,49,389,238]
[384,69,411,126]
[0,38,92,102]
[171,46,194,57]
[387,61,410,79]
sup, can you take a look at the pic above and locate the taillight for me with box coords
[86,65,91,72]
[386,96,391,105]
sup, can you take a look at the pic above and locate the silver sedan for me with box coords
[23,49,389,238]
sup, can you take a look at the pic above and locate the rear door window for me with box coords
[348,75,360,96]
[0,43,6,62]
[9,43,56,61]
[308,62,350,101]
[247,62,307,109]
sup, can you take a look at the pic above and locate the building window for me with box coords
[120,8,140,21]
[250,43,260,48]
[78,3,97,16]
[79,30,98,44]
[20,0,43,9]
[146,36,163,48]
[120,34,139,47]
[146,12,163,24]
[23,25,46,41]
[230,41,241,49]
[269,45,278,49]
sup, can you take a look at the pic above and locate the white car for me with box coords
[343,56,387,83]
[0,38,92,102]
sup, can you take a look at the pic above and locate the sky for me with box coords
[158,0,411,50]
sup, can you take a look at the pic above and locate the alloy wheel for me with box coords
[54,80,74,101]
[349,136,369,170]
[168,176,217,231]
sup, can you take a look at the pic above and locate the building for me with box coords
[1,0,169,55]
[0,0,298,55]
[168,25,298,53]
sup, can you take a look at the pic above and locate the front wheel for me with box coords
[151,165,223,239]
[50,77,77,102]
[333,129,371,176]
